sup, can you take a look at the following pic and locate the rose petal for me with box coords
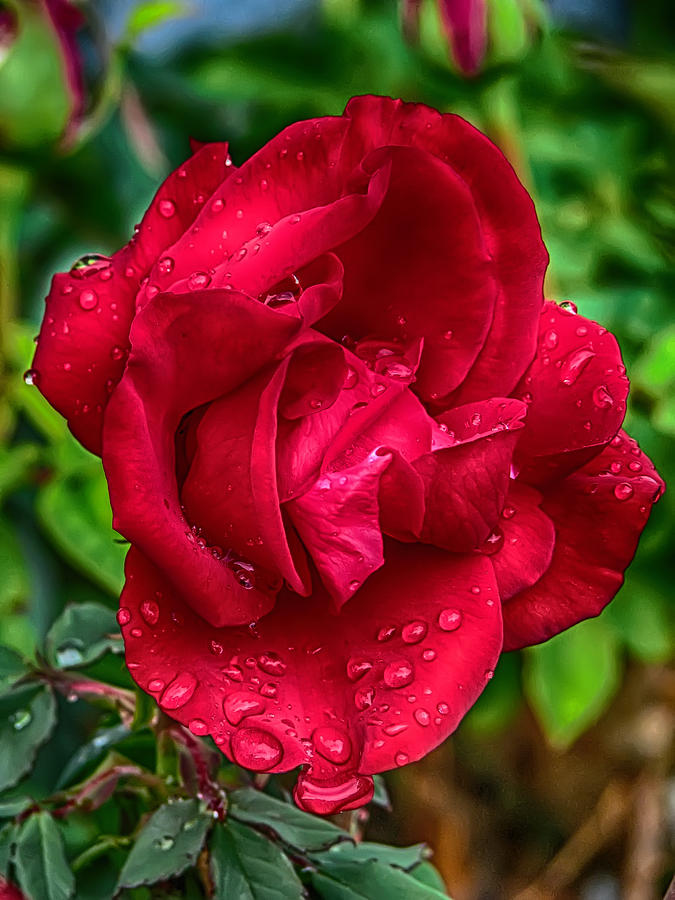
[33,142,234,453]
[413,398,527,551]
[120,542,502,812]
[503,432,664,650]
[513,301,629,484]
[103,289,303,627]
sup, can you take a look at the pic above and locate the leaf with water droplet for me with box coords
[116,798,210,889]
[45,602,120,669]
[229,788,348,854]
[14,812,75,900]
[209,821,304,900]
[0,685,56,792]
[309,857,450,898]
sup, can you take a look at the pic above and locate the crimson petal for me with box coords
[503,432,664,650]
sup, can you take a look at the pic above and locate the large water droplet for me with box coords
[312,726,352,765]
[383,722,408,736]
[188,718,209,736]
[438,608,462,632]
[401,621,428,644]
[223,692,265,725]
[23,369,39,386]
[480,528,504,556]
[258,652,286,677]
[160,672,197,709]
[116,607,131,626]
[592,384,614,409]
[140,599,159,626]
[187,271,211,290]
[347,658,372,681]
[383,661,414,689]
[560,347,596,386]
[231,727,283,770]
[354,686,375,710]
[158,256,174,275]
[414,708,430,727]
[158,199,176,218]
[614,482,634,501]
[559,300,577,314]
[294,769,373,815]
[78,289,98,311]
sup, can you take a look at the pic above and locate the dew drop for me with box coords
[223,692,265,726]
[23,369,39,386]
[312,726,352,764]
[383,722,408,736]
[158,256,175,275]
[422,649,437,662]
[383,661,414,689]
[110,345,127,361]
[559,300,577,314]
[10,709,32,731]
[414,708,431,727]
[222,665,243,682]
[140,599,160,625]
[294,769,373,815]
[148,679,164,692]
[209,640,224,656]
[437,702,449,715]
[78,289,98,310]
[543,329,558,350]
[438,608,462,632]
[158,199,176,218]
[592,384,614,409]
[116,607,131,626]
[394,751,409,766]
[130,627,142,638]
[258,652,287,676]
[402,621,428,644]
[260,682,277,698]
[376,625,397,642]
[153,836,174,850]
[188,718,209,735]
[347,658,372,681]
[560,347,596,386]
[160,672,197,710]
[614,482,634,501]
[231,727,283,770]
[187,271,211,290]
[354,686,375,710]
[502,506,516,520]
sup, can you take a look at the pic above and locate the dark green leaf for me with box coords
[524,618,621,748]
[409,862,451,894]
[0,518,29,616]
[56,723,131,789]
[310,859,449,899]
[0,821,17,876]
[0,645,28,695]
[44,602,121,669]
[0,685,56,792]
[370,775,391,811]
[209,821,303,899]
[14,812,75,900]
[229,788,348,853]
[116,798,211,889]
[313,841,428,871]
[0,797,31,819]
[605,577,673,664]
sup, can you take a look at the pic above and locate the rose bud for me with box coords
[31,96,663,814]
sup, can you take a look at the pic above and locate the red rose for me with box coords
[32,96,663,814]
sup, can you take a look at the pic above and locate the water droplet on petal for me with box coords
[437,702,449,715]
[559,300,577,314]
[543,329,558,350]
[347,658,372,681]
[312,726,352,764]
[23,369,39,386]
[354,686,375,710]
[188,718,209,735]
[422,649,436,662]
[377,625,397,642]
[223,692,265,725]
[414,708,430,727]
[160,672,197,709]
[78,289,98,310]
[502,506,516,520]
[158,256,175,275]
[116,607,131,626]
[231,727,283,770]
[614,482,634,501]
[402,621,428,644]
[158,199,176,218]
[140,600,159,625]
[383,661,414,689]
[258,652,287,676]
[383,722,408,736]
[148,679,164,692]
[294,768,373,815]
[560,347,596,386]
[187,271,211,290]
[592,384,614,409]
[438,609,462,632]
[395,751,409,766]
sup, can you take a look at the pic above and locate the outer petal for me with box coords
[341,96,548,403]
[513,301,629,484]
[103,290,303,628]
[120,543,502,813]
[33,142,233,454]
[503,432,664,650]
[413,398,527,551]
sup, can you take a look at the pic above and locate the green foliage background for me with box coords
[0,0,673,897]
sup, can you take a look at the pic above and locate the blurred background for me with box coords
[0,0,673,897]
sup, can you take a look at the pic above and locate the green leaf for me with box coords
[0,821,17,876]
[116,798,211,889]
[126,1,188,40]
[313,841,428,871]
[14,812,75,900]
[0,517,29,616]
[310,859,449,899]
[44,602,121,669]
[37,466,126,595]
[524,618,621,748]
[604,577,673,664]
[0,797,31,820]
[409,862,450,894]
[0,644,28,695]
[371,774,391,810]
[208,821,303,899]
[0,444,39,506]
[229,788,348,853]
[461,652,521,737]
[0,685,57,792]
[55,723,131,789]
